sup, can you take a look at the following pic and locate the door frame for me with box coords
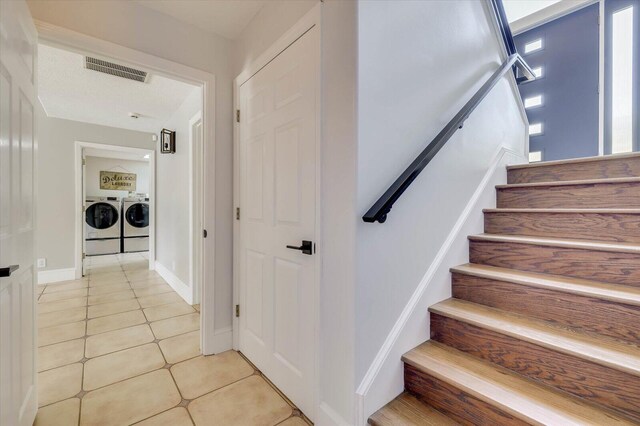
[36,20,219,354]
[74,141,156,275]
[189,111,204,305]
[232,3,322,419]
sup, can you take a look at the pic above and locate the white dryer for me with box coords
[122,196,149,252]
[85,196,121,256]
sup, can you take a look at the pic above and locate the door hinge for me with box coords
[236,207,240,220]
[203,229,208,238]
[236,110,240,123]
[82,253,86,260]
[82,158,86,166]
[235,304,240,317]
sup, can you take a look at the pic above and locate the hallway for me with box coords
[34,253,308,425]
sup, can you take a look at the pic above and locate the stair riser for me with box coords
[404,364,530,426]
[469,240,640,287]
[452,273,640,345]
[497,182,640,208]
[508,157,640,184]
[431,314,640,421]
[484,212,640,243]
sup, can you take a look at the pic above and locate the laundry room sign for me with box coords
[100,171,137,191]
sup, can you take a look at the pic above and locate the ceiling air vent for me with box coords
[84,57,148,83]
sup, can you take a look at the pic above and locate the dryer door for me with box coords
[86,202,120,238]
[124,203,149,237]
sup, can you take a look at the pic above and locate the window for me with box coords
[611,6,634,154]
[529,151,543,162]
[524,95,543,108]
[529,123,543,135]
[524,38,543,54]
[532,66,544,78]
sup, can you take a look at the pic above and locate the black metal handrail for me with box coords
[362,0,535,224]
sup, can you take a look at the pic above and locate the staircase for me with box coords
[369,153,640,425]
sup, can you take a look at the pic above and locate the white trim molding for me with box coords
[38,268,77,285]
[355,146,526,425]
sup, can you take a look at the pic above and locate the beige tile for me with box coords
[38,363,83,407]
[39,321,86,347]
[39,288,88,303]
[88,299,140,318]
[136,407,193,426]
[38,339,84,372]
[84,343,165,391]
[133,284,173,298]
[278,417,309,426]
[89,270,127,282]
[88,265,122,274]
[38,297,87,314]
[88,289,135,306]
[34,398,80,426]
[158,330,200,364]
[43,280,88,293]
[121,261,149,271]
[144,301,194,322]
[151,313,199,339]
[125,270,161,281]
[85,324,155,358]
[38,307,86,329]
[89,278,128,288]
[130,278,169,289]
[188,375,291,426]
[170,351,253,399]
[87,310,147,336]
[88,283,131,296]
[81,370,181,426]
[138,292,183,308]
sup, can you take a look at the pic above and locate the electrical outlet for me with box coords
[37,258,46,268]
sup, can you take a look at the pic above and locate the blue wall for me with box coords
[515,4,600,161]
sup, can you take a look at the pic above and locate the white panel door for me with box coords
[238,26,319,419]
[0,1,38,425]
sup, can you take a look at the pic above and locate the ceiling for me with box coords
[503,0,563,22]
[133,0,266,40]
[38,44,199,133]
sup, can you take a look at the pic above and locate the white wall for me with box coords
[155,87,201,297]
[354,0,527,421]
[36,101,154,273]
[85,156,149,198]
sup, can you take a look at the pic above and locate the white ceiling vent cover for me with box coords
[85,57,148,83]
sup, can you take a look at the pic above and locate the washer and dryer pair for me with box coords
[84,196,149,256]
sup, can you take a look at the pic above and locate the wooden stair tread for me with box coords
[402,342,635,426]
[483,208,640,214]
[497,176,640,189]
[451,263,640,307]
[430,298,640,377]
[368,392,459,426]
[507,152,640,170]
[469,233,640,254]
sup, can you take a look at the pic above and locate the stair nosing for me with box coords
[402,342,633,426]
[482,208,640,214]
[496,176,640,189]
[429,299,640,377]
[450,263,640,307]
[468,233,640,254]
[506,152,640,170]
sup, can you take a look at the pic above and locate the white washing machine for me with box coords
[123,196,149,252]
[85,196,121,256]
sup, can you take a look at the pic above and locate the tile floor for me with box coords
[35,252,310,426]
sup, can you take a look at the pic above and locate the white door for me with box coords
[238,26,319,418]
[0,1,38,425]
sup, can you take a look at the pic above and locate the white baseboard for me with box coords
[207,327,233,354]
[317,402,352,426]
[38,268,77,284]
[155,261,193,304]
[355,147,525,424]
